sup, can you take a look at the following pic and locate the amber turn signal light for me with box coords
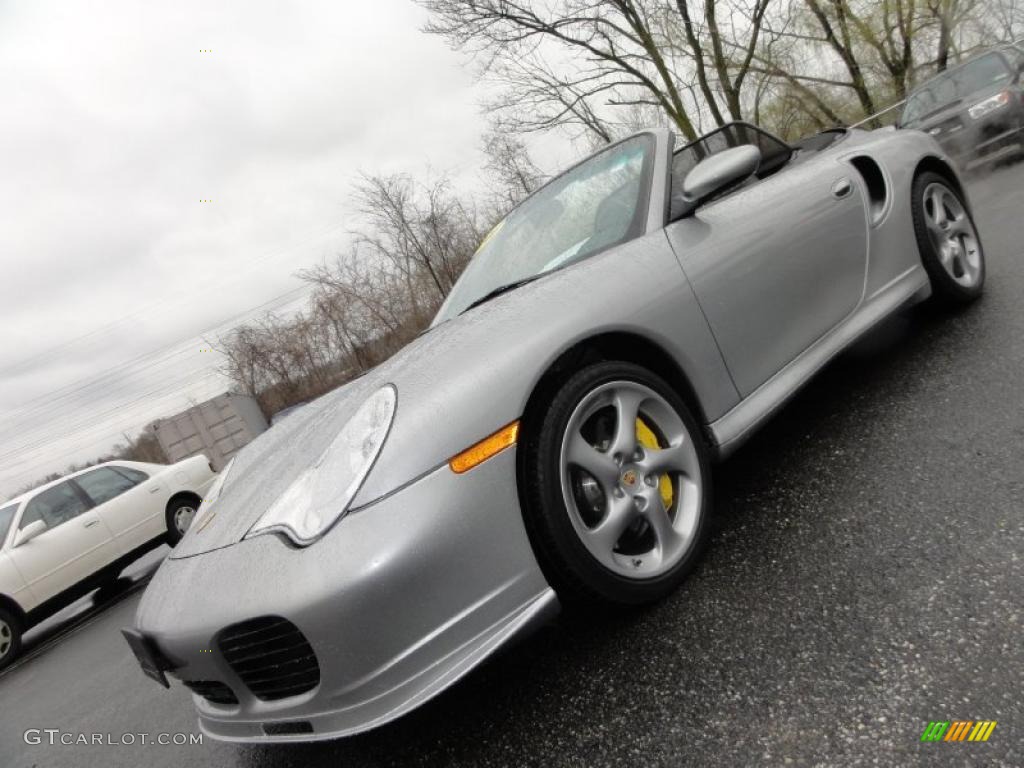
[449,421,520,474]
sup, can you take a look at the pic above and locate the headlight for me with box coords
[246,385,397,546]
[968,91,1011,120]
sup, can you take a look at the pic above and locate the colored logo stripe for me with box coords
[969,721,997,742]
[944,721,972,741]
[921,720,996,742]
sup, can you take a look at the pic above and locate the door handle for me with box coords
[149,487,161,494]
[84,519,100,528]
[832,177,853,199]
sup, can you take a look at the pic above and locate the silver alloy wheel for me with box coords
[0,618,11,659]
[559,380,702,579]
[174,505,197,535]
[922,182,982,288]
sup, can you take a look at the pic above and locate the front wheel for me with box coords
[911,171,985,305]
[0,606,23,671]
[520,361,713,606]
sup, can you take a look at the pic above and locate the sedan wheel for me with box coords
[0,608,22,670]
[912,171,985,304]
[165,497,200,546]
[0,619,11,657]
[521,361,712,606]
[174,504,197,535]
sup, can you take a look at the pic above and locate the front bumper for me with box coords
[133,447,555,742]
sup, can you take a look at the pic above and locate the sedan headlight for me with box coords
[246,385,397,546]
[968,91,1011,120]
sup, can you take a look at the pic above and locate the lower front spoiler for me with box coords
[199,589,557,743]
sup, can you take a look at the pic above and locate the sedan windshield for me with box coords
[902,53,1013,124]
[432,134,652,324]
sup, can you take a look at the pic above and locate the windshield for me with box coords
[432,134,653,324]
[902,53,1013,124]
[0,504,17,545]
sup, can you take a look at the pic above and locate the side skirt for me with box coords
[708,264,929,459]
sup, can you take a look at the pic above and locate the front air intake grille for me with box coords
[217,616,320,701]
[182,679,238,705]
[263,721,314,736]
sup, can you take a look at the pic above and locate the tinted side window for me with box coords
[112,466,149,485]
[0,504,17,544]
[21,483,91,530]
[76,467,137,505]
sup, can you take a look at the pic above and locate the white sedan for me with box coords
[0,457,216,669]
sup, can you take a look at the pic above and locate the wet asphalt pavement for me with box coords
[2,164,1022,768]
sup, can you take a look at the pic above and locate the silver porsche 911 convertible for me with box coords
[124,122,984,742]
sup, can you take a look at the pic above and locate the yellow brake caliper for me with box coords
[635,418,673,510]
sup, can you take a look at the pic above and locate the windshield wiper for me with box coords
[461,275,542,315]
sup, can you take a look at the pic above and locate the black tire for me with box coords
[94,576,130,604]
[911,170,985,306]
[165,496,200,547]
[0,606,23,671]
[98,565,125,588]
[519,361,713,607]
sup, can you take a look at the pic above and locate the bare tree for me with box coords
[421,0,704,139]
[983,0,1024,41]
[672,0,774,123]
[218,0,1020,420]
[485,54,619,143]
[353,173,480,302]
[220,164,493,416]
[927,0,985,73]
[482,130,546,209]
[803,0,879,114]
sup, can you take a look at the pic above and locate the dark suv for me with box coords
[900,47,1024,171]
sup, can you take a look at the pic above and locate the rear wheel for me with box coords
[521,361,712,606]
[165,497,199,546]
[912,171,985,305]
[0,607,23,671]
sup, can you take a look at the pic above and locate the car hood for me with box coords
[170,273,564,559]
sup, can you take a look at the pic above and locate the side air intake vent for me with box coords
[849,155,889,224]
[218,616,320,701]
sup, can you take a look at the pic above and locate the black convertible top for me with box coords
[673,122,794,183]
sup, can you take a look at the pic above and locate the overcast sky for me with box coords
[0,0,569,497]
